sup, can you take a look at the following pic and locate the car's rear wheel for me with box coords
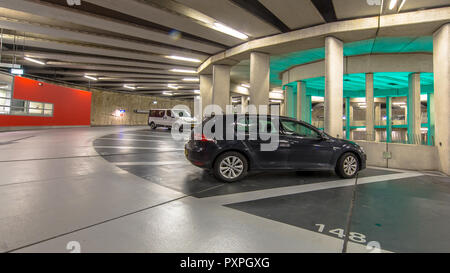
[214,152,248,183]
[149,122,157,130]
[336,152,360,178]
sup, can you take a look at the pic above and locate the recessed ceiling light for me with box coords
[271,89,283,94]
[84,75,98,81]
[24,57,46,65]
[10,68,24,75]
[170,68,197,74]
[166,55,201,63]
[182,78,199,82]
[213,22,248,40]
[398,0,407,12]
[389,0,398,10]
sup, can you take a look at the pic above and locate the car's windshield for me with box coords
[172,109,191,118]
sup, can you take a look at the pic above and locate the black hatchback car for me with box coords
[185,114,366,182]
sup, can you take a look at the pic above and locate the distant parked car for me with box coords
[148,109,196,132]
[185,114,366,182]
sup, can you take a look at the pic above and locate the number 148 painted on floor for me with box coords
[315,224,367,243]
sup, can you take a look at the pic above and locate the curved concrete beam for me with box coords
[198,7,450,74]
[281,53,433,86]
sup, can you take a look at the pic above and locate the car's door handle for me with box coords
[279,140,290,147]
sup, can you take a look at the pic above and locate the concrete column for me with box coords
[296,81,311,122]
[345,97,351,140]
[199,75,212,116]
[193,95,202,121]
[433,24,450,175]
[305,95,312,123]
[427,93,435,146]
[324,36,344,138]
[375,130,381,142]
[366,73,375,141]
[280,100,286,116]
[407,73,421,144]
[386,97,392,143]
[375,103,381,126]
[250,52,270,111]
[285,85,295,118]
[241,95,248,114]
[212,65,231,114]
[283,87,289,117]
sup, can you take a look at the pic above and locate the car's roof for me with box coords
[204,114,313,126]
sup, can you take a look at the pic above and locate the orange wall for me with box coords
[0,76,91,127]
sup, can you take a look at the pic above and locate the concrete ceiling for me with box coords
[0,0,447,98]
[258,0,325,29]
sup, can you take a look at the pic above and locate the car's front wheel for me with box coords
[214,152,248,182]
[336,152,360,178]
[149,122,157,130]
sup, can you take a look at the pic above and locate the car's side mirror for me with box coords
[320,133,329,140]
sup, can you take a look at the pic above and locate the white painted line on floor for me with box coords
[94,146,184,151]
[99,137,169,143]
[201,172,424,205]
[117,133,189,140]
[366,166,410,173]
[115,161,189,166]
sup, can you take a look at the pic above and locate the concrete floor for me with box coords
[0,127,449,253]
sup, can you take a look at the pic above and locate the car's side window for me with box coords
[281,120,320,138]
[236,117,278,134]
[258,119,279,134]
[236,116,257,134]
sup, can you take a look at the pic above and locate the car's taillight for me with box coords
[194,133,214,142]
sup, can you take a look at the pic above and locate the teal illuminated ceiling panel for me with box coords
[272,36,433,88]
[302,72,434,97]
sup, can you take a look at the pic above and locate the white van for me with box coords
[148,109,196,132]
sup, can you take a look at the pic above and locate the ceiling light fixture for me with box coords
[10,68,24,75]
[398,0,406,12]
[166,55,201,63]
[170,68,197,74]
[182,78,199,82]
[168,84,179,89]
[241,84,250,88]
[123,84,136,90]
[24,57,46,65]
[389,0,398,10]
[213,22,248,40]
[193,90,200,94]
[84,75,98,81]
[162,91,173,96]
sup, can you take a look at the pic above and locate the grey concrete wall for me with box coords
[90,90,194,126]
[355,140,439,172]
